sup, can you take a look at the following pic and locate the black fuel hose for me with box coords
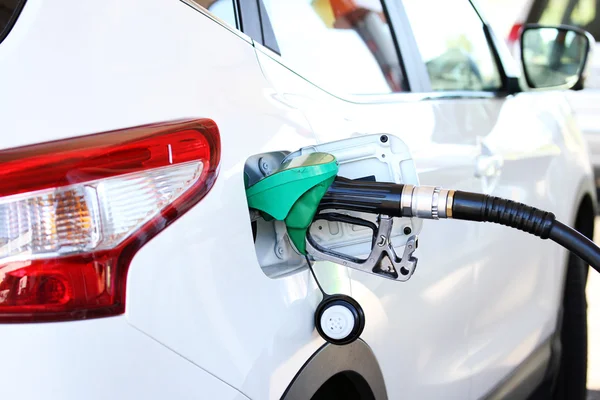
[451,190,600,273]
[548,221,600,269]
[451,191,556,238]
[319,177,600,274]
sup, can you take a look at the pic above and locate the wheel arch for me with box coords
[574,192,595,238]
[281,339,387,400]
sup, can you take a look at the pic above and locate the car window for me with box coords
[528,0,600,41]
[0,0,25,45]
[189,0,237,29]
[402,0,503,92]
[260,0,408,95]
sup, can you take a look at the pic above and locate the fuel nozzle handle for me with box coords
[318,177,404,216]
[320,178,454,219]
[322,179,554,230]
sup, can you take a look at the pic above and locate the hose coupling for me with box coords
[401,185,454,219]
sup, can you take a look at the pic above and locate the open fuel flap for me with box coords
[244,134,421,278]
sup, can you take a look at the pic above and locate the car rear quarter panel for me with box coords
[0,0,329,399]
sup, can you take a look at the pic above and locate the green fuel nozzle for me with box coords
[245,151,420,280]
[245,152,339,254]
[245,152,408,254]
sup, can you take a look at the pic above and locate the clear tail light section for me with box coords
[0,119,221,322]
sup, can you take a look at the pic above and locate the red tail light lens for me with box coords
[0,119,220,322]
[508,23,523,44]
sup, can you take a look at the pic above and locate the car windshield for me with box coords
[527,0,600,40]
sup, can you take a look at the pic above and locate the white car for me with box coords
[506,0,600,191]
[0,0,596,399]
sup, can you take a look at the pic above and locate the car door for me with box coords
[251,0,485,398]
[401,1,580,398]
[252,0,579,398]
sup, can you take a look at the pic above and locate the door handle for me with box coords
[475,154,503,178]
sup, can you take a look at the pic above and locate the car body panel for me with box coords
[0,1,332,399]
[465,91,594,397]
[0,316,249,399]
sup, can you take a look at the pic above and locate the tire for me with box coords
[531,200,593,400]
[552,252,588,400]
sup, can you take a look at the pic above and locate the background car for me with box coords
[0,0,596,399]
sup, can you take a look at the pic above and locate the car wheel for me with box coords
[530,251,588,400]
[552,251,588,400]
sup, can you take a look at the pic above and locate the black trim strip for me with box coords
[468,0,518,95]
[380,0,410,91]
[236,0,261,43]
[0,0,27,46]
[256,0,280,54]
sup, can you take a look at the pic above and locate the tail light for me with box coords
[0,119,220,322]
[507,23,523,45]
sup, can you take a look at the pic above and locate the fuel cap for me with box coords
[314,294,365,345]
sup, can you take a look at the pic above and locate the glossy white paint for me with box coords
[0,0,595,399]
[567,49,600,169]
[0,317,249,399]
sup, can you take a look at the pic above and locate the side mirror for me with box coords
[520,24,594,90]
